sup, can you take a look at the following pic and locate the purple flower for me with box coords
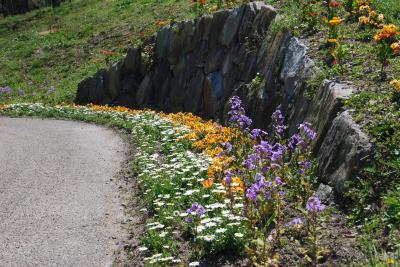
[306,197,325,212]
[224,170,234,185]
[255,173,265,181]
[185,217,193,223]
[246,186,258,203]
[222,142,232,153]
[246,174,285,204]
[254,141,286,163]
[274,176,285,187]
[0,86,12,95]
[187,203,206,217]
[272,109,286,137]
[250,128,268,140]
[286,217,303,227]
[246,176,266,203]
[228,96,253,131]
[299,122,316,141]
[298,161,312,174]
[287,134,305,151]
[242,153,259,170]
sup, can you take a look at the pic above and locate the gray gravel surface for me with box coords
[0,117,126,267]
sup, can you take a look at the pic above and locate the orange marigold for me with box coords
[202,178,214,188]
[374,24,397,42]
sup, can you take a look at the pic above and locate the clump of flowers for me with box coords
[374,24,398,80]
[214,96,320,264]
[304,196,326,266]
[299,0,323,32]
[356,0,384,28]
[326,0,343,65]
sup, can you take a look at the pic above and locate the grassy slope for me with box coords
[0,0,193,104]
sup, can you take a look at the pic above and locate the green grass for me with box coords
[0,0,193,104]
[373,0,400,24]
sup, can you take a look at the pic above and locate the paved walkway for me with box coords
[0,117,125,267]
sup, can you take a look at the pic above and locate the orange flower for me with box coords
[99,50,117,56]
[202,178,214,188]
[230,177,245,194]
[193,0,206,5]
[221,176,245,194]
[374,24,397,42]
[156,20,170,28]
[308,12,319,17]
[329,0,341,8]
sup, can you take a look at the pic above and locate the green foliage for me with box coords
[0,0,193,105]
[304,66,329,99]
[270,1,303,35]
[345,90,400,260]
[373,0,400,24]
[383,186,400,226]
[114,0,134,9]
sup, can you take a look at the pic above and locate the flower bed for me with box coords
[0,100,397,265]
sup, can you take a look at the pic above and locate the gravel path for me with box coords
[0,117,126,267]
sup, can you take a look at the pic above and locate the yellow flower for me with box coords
[378,14,384,21]
[387,257,395,264]
[359,5,370,12]
[369,10,377,18]
[391,41,400,55]
[327,38,338,43]
[359,16,370,25]
[390,79,400,91]
[328,16,342,26]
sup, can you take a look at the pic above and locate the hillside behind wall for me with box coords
[75,1,374,196]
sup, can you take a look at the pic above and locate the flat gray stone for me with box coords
[318,111,373,193]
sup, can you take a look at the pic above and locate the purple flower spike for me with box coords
[187,203,206,217]
[0,86,13,95]
[250,128,268,140]
[299,122,317,141]
[272,109,286,137]
[242,153,259,170]
[287,134,305,151]
[306,196,325,212]
[224,170,234,185]
[228,96,253,131]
